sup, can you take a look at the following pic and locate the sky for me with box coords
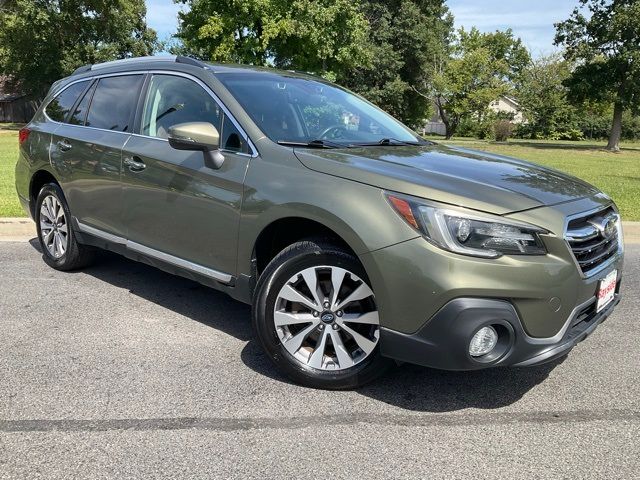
[145,0,579,56]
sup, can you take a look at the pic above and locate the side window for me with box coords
[46,80,90,122]
[68,82,96,125]
[86,75,143,132]
[141,75,222,139]
[221,114,249,153]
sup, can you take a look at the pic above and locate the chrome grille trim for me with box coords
[565,206,623,277]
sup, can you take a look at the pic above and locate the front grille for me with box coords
[566,206,620,275]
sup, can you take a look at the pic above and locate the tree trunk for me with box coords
[606,101,623,152]
[434,97,456,139]
[445,124,454,139]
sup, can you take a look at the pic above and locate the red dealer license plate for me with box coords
[596,270,617,313]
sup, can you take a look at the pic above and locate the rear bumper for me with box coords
[380,292,621,370]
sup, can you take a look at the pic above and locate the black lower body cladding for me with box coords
[379,292,621,370]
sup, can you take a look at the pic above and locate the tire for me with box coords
[252,239,392,389]
[35,183,95,271]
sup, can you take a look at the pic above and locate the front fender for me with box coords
[236,148,418,277]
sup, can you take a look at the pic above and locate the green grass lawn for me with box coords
[441,138,640,221]
[1,125,638,220]
[0,129,23,217]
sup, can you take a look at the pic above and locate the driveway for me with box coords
[1,240,638,479]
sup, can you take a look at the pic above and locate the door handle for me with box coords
[57,140,72,152]
[124,156,146,172]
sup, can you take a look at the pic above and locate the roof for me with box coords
[70,55,321,80]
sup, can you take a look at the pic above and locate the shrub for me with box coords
[493,120,514,141]
[547,129,584,141]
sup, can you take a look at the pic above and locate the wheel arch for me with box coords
[29,169,61,218]
[250,213,364,277]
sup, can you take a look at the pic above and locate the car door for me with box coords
[49,74,144,237]
[121,73,254,279]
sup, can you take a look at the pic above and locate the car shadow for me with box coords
[240,337,564,411]
[29,240,564,411]
[29,239,253,342]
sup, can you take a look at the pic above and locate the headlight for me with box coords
[386,193,547,258]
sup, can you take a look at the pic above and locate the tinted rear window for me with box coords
[86,75,143,132]
[69,82,96,125]
[46,80,90,122]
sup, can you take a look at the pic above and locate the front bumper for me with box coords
[359,197,624,370]
[379,293,621,370]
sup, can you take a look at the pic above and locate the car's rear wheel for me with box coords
[35,183,95,271]
[253,239,392,389]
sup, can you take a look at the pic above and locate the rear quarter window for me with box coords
[45,80,91,122]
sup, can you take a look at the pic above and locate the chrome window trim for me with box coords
[43,70,259,157]
[563,204,624,279]
[43,71,148,128]
[141,70,258,157]
[43,78,93,124]
[77,221,234,284]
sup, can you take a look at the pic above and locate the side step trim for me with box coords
[76,221,233,285]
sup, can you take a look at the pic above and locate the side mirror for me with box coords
[167,122,225,169]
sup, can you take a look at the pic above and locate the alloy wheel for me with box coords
[39,195,68,258]
[273,265,380,370]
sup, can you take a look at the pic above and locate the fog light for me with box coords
[469,326,498,357]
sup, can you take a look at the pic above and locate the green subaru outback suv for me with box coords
[15,56,623,389]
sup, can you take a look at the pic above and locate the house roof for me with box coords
[501,95,520,107]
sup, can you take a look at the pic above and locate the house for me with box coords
[0,76,35,123]
[422,95,524,135]
[488,96,524,123]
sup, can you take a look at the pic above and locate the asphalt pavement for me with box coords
[1,240,638,479]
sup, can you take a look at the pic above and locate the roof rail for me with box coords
[175,55,209,69]
[71,64,92,76]
[69,55,209,77]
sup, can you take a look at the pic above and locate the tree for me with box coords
[337,1,453,127]
[0,0,158,100]
[431,27,530,139]
[174,0,453,127]
[555,0,640,151]
[516,54,577,138]
[174,0,371,81]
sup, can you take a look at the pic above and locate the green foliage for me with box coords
[493,119,513,142]
[432,27,530,138]
[174,0,453,127]
[516,54,577,139]
[555,0,640,150]
[174,0,371,81]
[0,0,158,99]
[337,1,453,127]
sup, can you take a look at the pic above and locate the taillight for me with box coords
[18,127,31,146]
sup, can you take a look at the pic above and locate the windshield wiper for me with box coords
[277,139,347,149]
[353,138,424,147]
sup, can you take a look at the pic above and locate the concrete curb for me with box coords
[2,217,640,244]
[0,218,37,242]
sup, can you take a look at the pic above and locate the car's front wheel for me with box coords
[253,239,392,389]
[35,183,95,271]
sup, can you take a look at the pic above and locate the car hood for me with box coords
[293,143,600,215]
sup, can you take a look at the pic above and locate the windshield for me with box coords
[216,72,422,146]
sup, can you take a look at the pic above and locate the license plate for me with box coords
[596,270,617,312]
